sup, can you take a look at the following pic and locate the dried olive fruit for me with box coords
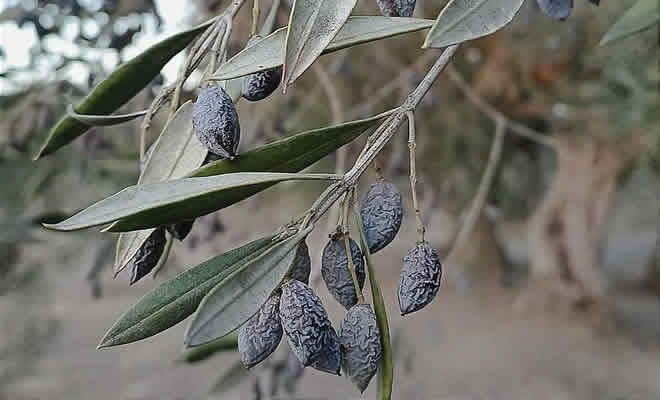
[376,0,416,17]
[203,151,224,164]
[290,241,311,284]
[321,233,366,309]
[166,219,195,241]
[241,36,282,102]
[398,241,442,315]
[310,326,341,375]
[128,228,166,285]
[192,84,240,159]
[339,304,381,393]
[238,293,283,369]
[536,0,573,20]
[280,280,333,366]
[360,180,403,253]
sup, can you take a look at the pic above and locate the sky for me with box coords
[0,0,191,93]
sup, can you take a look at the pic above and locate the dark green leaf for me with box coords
[98,236,276,348]
[67,106,148,126]
[210,17,434,81]
[600,0,659,45]
[422,0,525,49]
[106,112,386,232]
[185,227,311,347]
[35,18,214,159]
[45,173,336,232]
[283,0,358,89]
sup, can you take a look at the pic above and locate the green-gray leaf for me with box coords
[210,17,434,81]
[113,101,207,275]
[185,227,311,347]
[67,106,148,126]
[45,173,336,232]
[422,0,525,49]
[98,236,276,348]
[600,0,659,45]
[106,112,386,232]
[354,209,393,400]
[35,18,215,159]
[260,0,281,36]
[283,0,358,89]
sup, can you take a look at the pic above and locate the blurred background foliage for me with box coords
[0,0,658,399]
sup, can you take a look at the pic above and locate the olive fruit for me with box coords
[280,280,333,366]
[321,233,366,309]
[536,0,573,20]
[238,293,283,368]
[310,326,341,375]
[398,241,442,315]
[339,304,381,392]
[290,241,311,284]
[360,180,403,253]
[241,36,282,101]
[376,0,416,17]
[192,85,240,159]
[128,228,167,285]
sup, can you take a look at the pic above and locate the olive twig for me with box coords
[251,0,260,37]
[406,111,425,242]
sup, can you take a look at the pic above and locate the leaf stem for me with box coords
[406,111,425,242]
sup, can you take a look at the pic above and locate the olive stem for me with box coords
[406,111,425,242]
[307,46,459,228]
[342,189,365,305]
[251,0,260,36]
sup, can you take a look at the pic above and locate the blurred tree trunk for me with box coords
[525,136,628,307]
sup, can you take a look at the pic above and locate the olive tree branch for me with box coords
[304,45,459,229]
[406,111,425,242]
[445,117,506,265]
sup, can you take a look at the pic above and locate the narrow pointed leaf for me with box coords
[422,0,526,49]
[179,332,239,363]
[354,208,392,400]
[185,227,311,347]
[98,236,276,348]
[67,106,148,126]
[282,0,358,89]
[113,101,207,275]
[45,173,336,232]
[600,0,659,45]
[107,112,386,232]
[35,19,215,159]
[210,17,434,81]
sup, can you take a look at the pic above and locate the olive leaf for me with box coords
[185,227,311,347]
[45,173,337,232]
[282,0,358,90]
[35,18,215,159]
[210,17,434,81]
[600,0,659,45]
[106,111,387,232]
[179,332,238,363]
[98,236,276,348]
[67,106,148,126]
[422,0,526,49]
[113,101,206,275]
[354,208,393,400]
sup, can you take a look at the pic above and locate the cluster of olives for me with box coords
[236,178,442,392]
